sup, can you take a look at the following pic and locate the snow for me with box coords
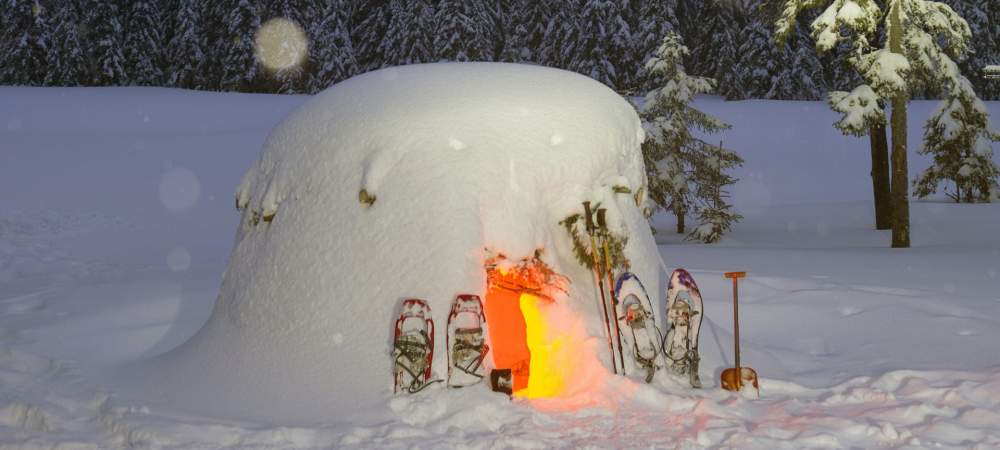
[1,84,1000,448]
[133,63,660,424]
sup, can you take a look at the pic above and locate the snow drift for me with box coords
[138,63,662,423]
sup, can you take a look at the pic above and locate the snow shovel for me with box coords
[720,272,759,396]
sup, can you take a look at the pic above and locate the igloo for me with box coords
[144,63,664,423]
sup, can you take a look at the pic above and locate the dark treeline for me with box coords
[1,0,997,99]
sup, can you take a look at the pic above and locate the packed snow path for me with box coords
[1,88,999,448]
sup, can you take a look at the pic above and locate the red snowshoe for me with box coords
[393,298,437,394]
[447,294,490,388]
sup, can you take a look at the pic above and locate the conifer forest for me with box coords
[2,0,998,100]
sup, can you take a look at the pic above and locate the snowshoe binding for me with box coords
[393,298,438,394]
[446,294,489,388]
[665,269,704,388]
[615,272,662,383]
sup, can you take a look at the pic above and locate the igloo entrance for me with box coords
[484,256,575,398]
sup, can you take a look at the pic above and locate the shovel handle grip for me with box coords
[724,271,746,279]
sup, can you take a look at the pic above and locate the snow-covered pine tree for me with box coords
[914,76,1000,202]
[474,0,507,61]
[828,84,892,228]
[352,1,391,71]
[85,0,128,86]
[687,140,745,243]
[308,0,358,93]
[940,0,999,100]
[540,3,581,70]
[45,3,88,86]
[433,0,484,62]
[633,0,676,92]
[571,0,618,87]
[380,0,436,66]
[1,0,50,86]
[124,0,165,86]
[640,32,742,242]
[607,0,637,92]
[726,7,778,100]
[166,0,208,89]
[777,0,974,247]
[768,22,823,100]
[214,0,261,92]
[510,0,552,63]
[677,0,730,81]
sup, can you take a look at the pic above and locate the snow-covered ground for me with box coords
[1,87,999,448]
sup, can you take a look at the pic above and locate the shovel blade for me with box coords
[721,367,759,395]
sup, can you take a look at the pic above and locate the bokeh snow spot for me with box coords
[839,306,863,317]
[332,333,344,346]
[943,284,956,294]
[167,247,192,272]
[448,138,467,150]
[6,118,22,131]
[254,18,308,72]
[550,134,564,146]
[159,167,201,212]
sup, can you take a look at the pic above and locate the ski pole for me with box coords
[597,208,626,375]
[584,201,617,375]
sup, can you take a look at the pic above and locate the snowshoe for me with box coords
[665,269,704,388]
[446,294,490,388]
[393,298,437,394]
[615,272,662,383]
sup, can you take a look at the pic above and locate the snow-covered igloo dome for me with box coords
[145,63,663,423]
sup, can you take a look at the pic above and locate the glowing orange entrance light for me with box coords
[517,292,571,398]
[484,255,575,399]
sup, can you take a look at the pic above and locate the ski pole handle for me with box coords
[583,201,595,233]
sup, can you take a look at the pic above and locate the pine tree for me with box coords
[640,33,742,242]
[777,0,975,247]
[166,0,208,89]
[124,0,166,86]
[914,76,1000,202]
[540,3,580,69]
[1,0,50,86]
[512,0,552,63]
[308,0,359,92]
[45,2,89,86]
[215,0,261,92]
[726,9,777,100]
[352,1,391,71]
[633,0,676,92]
[475,0,507,61]
[86,0,128,85]
[434,0,484,62]
[381,0,436,66]
[571,0,617,87]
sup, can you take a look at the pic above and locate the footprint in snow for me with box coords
[839,306,863,317]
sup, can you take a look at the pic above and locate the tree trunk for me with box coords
[889,0,910,248]
[870,122,891,229]
[675,201,686,234]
